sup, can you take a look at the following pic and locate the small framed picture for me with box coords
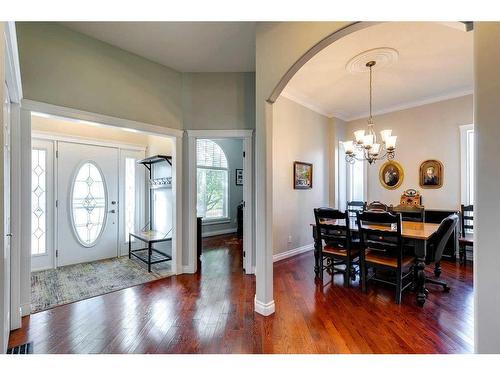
[419,159,443,189]
[235,169,243,186]
[294,161,313,189]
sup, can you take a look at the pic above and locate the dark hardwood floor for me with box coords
[8,234,473,353]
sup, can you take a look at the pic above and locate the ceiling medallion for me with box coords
[346,47,399,74]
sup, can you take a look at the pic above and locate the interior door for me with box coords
[57,142,119,266]
[1,83,12,352]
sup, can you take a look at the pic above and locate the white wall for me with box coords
[346,95,473,209]
[272,96,331,255]
[474,22,500,354]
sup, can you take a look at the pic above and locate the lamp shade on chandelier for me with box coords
[343,60,397,164]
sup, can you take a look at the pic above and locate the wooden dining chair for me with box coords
[424,214,459,292]
[391,204,425,222]
[347,201,366,245]
[314,208,359,287]
[459,204,473,264]
[366,201,389,212]
[357,211,415,304]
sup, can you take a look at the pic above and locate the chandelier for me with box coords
[343,60,397,164]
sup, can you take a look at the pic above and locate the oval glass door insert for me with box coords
[71,161,107,246]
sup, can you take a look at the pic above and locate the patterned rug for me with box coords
[31,256,173,313]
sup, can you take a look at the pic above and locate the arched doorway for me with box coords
[254,21,471,316]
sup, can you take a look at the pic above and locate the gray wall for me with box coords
[201,138,244,236]
[182,72,255,130]
[272,96,331,255]
[16,22,183,129]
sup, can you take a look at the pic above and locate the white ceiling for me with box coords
[61,22,256,72]
[281,22,473,121]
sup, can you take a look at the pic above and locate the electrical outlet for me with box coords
[288,235,292,243]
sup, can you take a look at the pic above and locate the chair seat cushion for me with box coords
[364,249,414,268]
[458,233,473,245]
[323,245,358,257]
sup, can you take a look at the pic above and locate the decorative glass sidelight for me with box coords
[71,161,107,246]
[125,157,136,242]
[32,149,47,255]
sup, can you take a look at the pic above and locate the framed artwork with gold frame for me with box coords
[419,159,443,189]
[379,160,404,190]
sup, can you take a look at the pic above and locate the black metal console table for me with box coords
[128,230,172,272]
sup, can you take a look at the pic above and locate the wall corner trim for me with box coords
[273,243,314,263]
[254,296,275,316]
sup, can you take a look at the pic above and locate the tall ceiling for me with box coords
[61,22,256,72]
[281,22,473,121]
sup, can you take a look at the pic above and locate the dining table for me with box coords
[311,218,441,306]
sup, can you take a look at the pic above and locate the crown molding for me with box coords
[279,90,340,119]
[344,88,474,122]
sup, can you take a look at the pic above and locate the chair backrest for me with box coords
[461,204,473,235]
[366,201,389,212]
[391,204,425,222]
[314,208,350,250]
[431,214,459,263]
[357,211,403,261]
[347,201,366,225]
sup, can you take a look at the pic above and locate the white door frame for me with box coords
[186,129,254,274]
[17,100,184,318]
[4,21,23,337]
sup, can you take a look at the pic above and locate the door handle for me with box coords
[108,209,116,214]
[5,233,12,237]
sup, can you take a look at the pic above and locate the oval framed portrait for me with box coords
[419,159,443,189]
[379,160,404,190]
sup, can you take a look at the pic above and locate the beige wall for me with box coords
[182,72,255,130]
[474,22,500,354]
[16,22,183,129]
[272,96,330,254]
[346,95,473,210]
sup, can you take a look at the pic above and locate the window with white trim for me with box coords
[196,139,229,220]
[346,147,366,202]
[460,124,474,205]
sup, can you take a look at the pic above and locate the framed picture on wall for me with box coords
[235,169,243,186]
[293,161,313,189]
[419,159,443,189]
[379,160,404,190]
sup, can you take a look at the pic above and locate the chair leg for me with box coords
[459,245,465,265]
[426,278,450,292]
[344,261,350,288]
[434,261,441,278]
[360,261,367,293]
[320,255,324,281]
[395,269,402,304]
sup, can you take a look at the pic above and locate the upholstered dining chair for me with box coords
[424,214,459,292]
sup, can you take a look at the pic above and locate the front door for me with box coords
[57,142,119,266]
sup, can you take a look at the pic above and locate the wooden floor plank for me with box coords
[8,234,473,353]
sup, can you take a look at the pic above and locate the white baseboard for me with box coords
[21,303,31,317]
[273,243,314,262]
[254,295,275,316]
[202,228,237,238]
[182,265,196,274]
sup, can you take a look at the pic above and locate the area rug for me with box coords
[31,256,172,313]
